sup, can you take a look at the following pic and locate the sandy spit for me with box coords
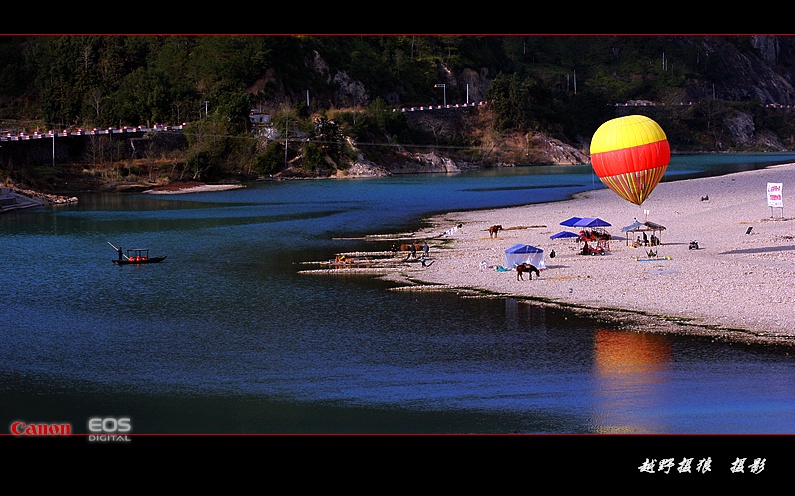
[380,163,795,349]
[144,183,244,194]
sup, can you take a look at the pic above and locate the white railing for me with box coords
[0,123,186,142]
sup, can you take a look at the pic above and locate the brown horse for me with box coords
[488,225,503,238]
[399,243,423,252]
[398,243,423,259]
[516,263,540,280]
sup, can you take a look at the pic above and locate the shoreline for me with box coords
[382,163,795,349]
[143,181,245,194]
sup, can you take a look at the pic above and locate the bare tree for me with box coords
[88,89,104,121]
[80,45,92,72]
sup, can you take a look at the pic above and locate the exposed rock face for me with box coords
[439,65,490,104]
[337,158,391,178]
[724,112,756,147]
[535,135,590,165]
[751,35,780,64]
[309,50,370,107]
[724,110,785,149]
[339,153,467,177]
[690,37,795,105]
[389,152,462,174]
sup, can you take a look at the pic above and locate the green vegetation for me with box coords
[2,35,794,184]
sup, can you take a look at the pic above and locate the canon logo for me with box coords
[10,421,72,436]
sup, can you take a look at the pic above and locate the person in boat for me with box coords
[117,247,123,261]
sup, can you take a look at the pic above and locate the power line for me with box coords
[180,131,475,150]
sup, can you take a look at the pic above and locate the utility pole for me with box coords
[434,84,446,107]
[284,117,288,168]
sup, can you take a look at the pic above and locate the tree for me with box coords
[183,114,232,180]
[692,99,730,150]
[486,73,532,132]
[310,116,343,165]
[254,141,283,176]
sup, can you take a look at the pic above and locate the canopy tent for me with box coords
[504,244,546,269]
[550,231,581,239]
[622,220,666,246]
[621,219,645,232]
[560,217,582,227]
[572,217,612,228]
[572,217,613,251]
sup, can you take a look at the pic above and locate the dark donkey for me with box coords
[516,263,540,280]
[488,225,503,238]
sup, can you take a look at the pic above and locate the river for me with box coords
[1,154,794,443]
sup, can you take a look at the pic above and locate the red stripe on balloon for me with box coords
[591,140,670,178]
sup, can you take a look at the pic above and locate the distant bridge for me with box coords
[1,123,184,142]
[0,123,188,169]
[615,100,795,109]
[393,101,487,112]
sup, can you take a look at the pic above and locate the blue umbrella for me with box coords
[560,216,582,227]
[550,231,581,239]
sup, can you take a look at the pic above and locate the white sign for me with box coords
[767,182,783,208]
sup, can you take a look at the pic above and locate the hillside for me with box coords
[2,35,795,192]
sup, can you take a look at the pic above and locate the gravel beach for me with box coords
[387,163,795,349]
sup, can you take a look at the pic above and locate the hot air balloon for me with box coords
[590,115,670,206]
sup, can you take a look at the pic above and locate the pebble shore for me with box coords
[386,163,795,349]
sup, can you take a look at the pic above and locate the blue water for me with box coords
[1,153,794,435]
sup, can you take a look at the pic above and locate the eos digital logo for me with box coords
[87,417,132,443]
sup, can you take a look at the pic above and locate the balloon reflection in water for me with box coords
[591,329,672,433]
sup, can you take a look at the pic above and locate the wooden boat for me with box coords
[112,248,167,265]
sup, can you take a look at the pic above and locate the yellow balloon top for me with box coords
[590,115,667,154]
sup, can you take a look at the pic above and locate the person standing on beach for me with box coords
[422,241,429,258]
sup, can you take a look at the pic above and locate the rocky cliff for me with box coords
[320,36,795,162]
